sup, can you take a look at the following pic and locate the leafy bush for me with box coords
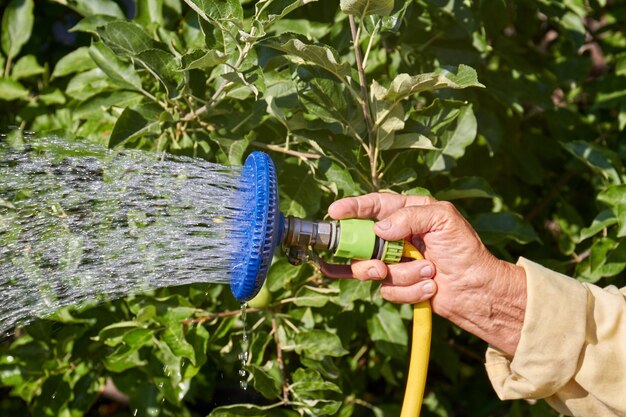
[1,0,625,416]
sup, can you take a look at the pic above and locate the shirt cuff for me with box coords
[485,257,588,400]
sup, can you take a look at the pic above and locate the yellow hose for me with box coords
[399,242,432,417]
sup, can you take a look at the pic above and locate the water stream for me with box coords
[0,135,251,335]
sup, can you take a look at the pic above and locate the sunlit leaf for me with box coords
[1,0,34,59]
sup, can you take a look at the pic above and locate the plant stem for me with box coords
[272,316,289,403]
[349,15,379,190]
[250,141,321,159]
[183,42,253,122]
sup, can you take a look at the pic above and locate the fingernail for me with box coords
[368,267,381,279]
[376,219,391,230]
[420,265,433,278]
[422,281,435,295]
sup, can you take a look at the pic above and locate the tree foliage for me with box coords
[1,0,625,416]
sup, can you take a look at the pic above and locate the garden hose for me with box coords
[400,242,431,417]
[230,151,431,417]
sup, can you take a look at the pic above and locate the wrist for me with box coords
[439,258,527,356]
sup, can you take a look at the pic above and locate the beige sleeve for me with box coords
[484,257,626,416]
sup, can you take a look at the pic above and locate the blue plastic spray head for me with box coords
[229,152,282,302]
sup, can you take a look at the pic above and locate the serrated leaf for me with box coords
[97,21,162,56]
[109,107,161,147]
[385,65,484,103]
[340,0,394,16]
[471,212,539,245]
[183,0,244,25]
[134,48,182,98]
[265,36,351,81]
[89,41,142,90]
[1,0,34,59]
[0,77,29,101]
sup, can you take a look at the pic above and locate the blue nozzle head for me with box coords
[229,152,282,302]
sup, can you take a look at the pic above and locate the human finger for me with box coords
[380,279,437,304]
[373,201,466,242]
[328,193,434,221]
[349,259,388,281]
[382,260,435,286]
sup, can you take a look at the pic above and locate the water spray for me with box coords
[230,151,432,417]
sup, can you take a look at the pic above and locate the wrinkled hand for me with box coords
[328,193,527,355]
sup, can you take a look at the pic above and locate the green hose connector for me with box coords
[333,219,405,262]
[334,219,376,260]
[382,240,404,264]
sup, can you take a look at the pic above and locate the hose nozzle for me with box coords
[280,216,404,270]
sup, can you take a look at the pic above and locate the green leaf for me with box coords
[279,161,322,218]
[248,362,282,400]
[578,210,618,242]
[109,107,161,147]
[97,21,162,56]
[370,80,405,150]
[290,368,342,416]
[69,15,118,35]
[598,185,626,237]
[385,133,438,150]
[0,77,29,101]
[385,65,485,103]
[65,68,115,101]
[471,212,539,245]
[51,47,96,79]
[88,41,142,90]
[134,49,182,98]
[256,0,319,28]
[562,140,622,185]
[182,0,244,25]
[74,91,144,118]
[264,36,351,81]
[426,104,478,172]
[11,55,44,80]
[136,0,164,26]
[340,0,394,16]
[292,330,348,359]
[209,404,299,417]
[1,0,34,60]
[38,87,66,106]
[54,0,125,18]
[366,303,407,358]
[181,49,227,70]
[435,177,497,200]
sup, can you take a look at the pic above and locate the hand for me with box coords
[328,193,527,355]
